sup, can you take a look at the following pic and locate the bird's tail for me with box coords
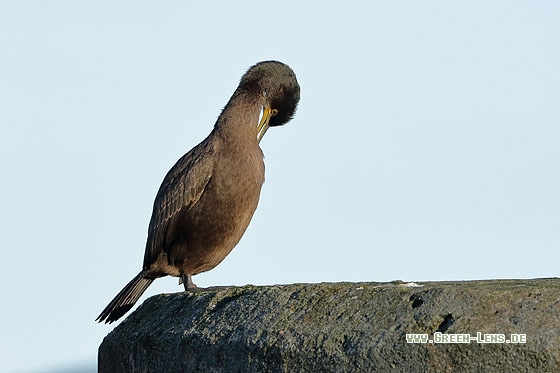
[96,271,154,324]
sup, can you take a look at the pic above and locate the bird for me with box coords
[96,61,300,323]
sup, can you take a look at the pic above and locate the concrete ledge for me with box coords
[98,278,560,372]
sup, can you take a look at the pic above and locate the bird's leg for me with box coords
[180,273,199,291]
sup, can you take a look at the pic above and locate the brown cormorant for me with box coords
[96,61,300,323]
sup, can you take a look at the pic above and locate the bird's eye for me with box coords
[271,109,278,116]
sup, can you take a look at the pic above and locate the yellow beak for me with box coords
[257,106,277,143]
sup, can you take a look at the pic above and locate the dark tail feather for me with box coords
[96,271,154,324]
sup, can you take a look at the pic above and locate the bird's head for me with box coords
[238,60,300,141]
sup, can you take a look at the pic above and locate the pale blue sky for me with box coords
[1,1,558,371]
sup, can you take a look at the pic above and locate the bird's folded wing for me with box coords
[143,142,215,268]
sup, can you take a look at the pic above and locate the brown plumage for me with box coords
[96,61,300,323]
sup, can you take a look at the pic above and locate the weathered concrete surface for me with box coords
[99,279,559,372]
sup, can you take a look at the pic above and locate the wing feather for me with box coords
[143,140,215,268]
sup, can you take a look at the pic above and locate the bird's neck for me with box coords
[212,90,262,145]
